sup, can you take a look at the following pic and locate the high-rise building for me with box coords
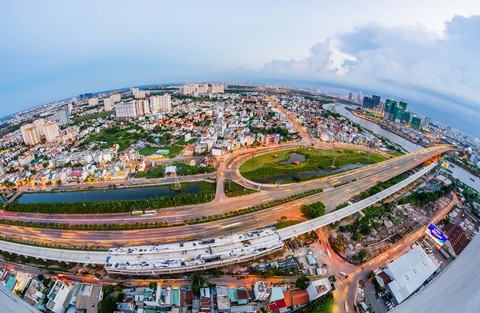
[348,92,353,101]
[43,121,60,142]
[88,98,99,106]
[111,94,122,102]
[208,84,225,93]
[401,111,413,124]
[33,118,45,136]
[384,99,399,120]
[133,91,146,99]
[20,124,41,145]
[393,107,404,123]
[420,117,430,129]
[115,102,137,118]
[57,107,70,126]
[399,101,408,111]
[362,94,381,110]
[180,83,221,95]
[104,98,113,112]
[150,94,171,113]
[411,116,422,129]
[135,100,149,116]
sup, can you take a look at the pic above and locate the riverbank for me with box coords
[8,182,216,214]
[349,109,424,148]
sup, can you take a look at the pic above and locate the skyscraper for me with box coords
[393,107,404,122]
[115,102,137,118]
[411,116,422,129]
[43,121,60,142]
[33,118,45,136]
[399,101,408,111]
[384,99,398,121]
[401,111,412,124]
[150,94,172,113]
[104,98,113,112]
[362,94,381,110]
[20,124,41,145]
[57,107,70,126]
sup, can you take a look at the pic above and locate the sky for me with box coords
[1,1,480,136]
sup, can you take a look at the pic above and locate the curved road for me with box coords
[0,145,449,226]
[0,146,451,248]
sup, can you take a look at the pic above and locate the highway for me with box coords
[0,145,451,227]
[0,158,439,266]
[0,155,443,248]
[277,162,437,240]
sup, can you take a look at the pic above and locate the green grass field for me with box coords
[274,220,300,229]
[389,150,405,157]
[138,147,160,156]
[167,138,197,157]
[224,179,259,198]
[82,126,145,151]
[240,148,387,182]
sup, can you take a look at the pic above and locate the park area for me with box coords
[239,148,387,183]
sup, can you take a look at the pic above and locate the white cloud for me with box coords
[260,15,480,136]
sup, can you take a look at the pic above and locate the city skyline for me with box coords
[1,1,480,136]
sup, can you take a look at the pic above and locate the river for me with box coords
[18,183,204,204]
[327,103,480,192]
[446,164,480,193]
[325,103,423,153]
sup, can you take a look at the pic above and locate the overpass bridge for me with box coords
[0,162,438,274]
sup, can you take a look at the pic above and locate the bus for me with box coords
[142,210,157,217]
[131,210,143,215]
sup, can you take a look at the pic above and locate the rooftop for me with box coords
[106,227,282,272]
[386,245,439,304]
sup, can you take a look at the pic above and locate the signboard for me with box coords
[426,224,448,245]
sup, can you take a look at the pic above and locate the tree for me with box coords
[301,201,325,219]
[330,235,346,252]
[56,179,62,185]
[192,273,207,297]
[295,275,311,290]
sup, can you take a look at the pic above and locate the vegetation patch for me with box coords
[240,148,387,182]
[224,179,259,198]
[296,292,334,313]
[274,219,300,229]
[301,201,326,219]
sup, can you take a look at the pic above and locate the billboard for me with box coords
[426,224,448,245]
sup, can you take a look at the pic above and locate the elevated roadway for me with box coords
[277,162,437,239]
[0,145,451,227]
[0,154,441,248]
[0,161,437,271]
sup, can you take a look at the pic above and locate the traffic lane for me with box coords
[0,146,446,225]
[0,154,438,247]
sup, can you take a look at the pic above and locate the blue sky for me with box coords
[1,1,480,136]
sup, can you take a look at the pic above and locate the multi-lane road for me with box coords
[0,145,450,227]
[0,146,451,248]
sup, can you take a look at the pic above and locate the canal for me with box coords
[18,183,204,204]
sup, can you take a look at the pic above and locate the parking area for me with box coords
[364,281,389,313]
